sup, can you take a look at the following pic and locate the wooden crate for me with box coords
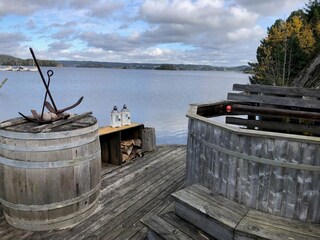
[99,123,144,165]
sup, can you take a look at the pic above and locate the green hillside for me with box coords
[0,54,58,67]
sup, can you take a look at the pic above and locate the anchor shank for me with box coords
[29,47,58,112]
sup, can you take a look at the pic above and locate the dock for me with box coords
[0,145,187,240]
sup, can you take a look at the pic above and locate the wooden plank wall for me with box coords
[186,116,320,223]
[226,84,320,136]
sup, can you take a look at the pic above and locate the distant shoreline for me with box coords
[0,54,251,72]
[56,61,251,73]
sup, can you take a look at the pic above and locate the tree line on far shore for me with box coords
[0,54,58,67]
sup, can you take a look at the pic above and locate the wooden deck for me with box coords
[0,145,187,240]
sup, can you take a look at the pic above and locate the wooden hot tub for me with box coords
[186,100,320,223]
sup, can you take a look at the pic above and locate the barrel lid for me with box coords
[0,114,97,133]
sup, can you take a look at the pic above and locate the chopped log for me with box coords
[121,145,133,156]
[133,139,142,147]
[129,148,138,160]
[129,148,143,159]
[136,149,143,157]
[121,140,134,147]
[121,138,144,163]
[122,153,130,162]
[142,127,156,152]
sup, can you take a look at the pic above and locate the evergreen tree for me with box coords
[249,1,320,87]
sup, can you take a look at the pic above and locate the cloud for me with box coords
[50,21,77,28]
[80,32,140,52]
[48,41,73,51]
[0,32,30,60]
[234,0,305,16]
[137,0,262,51]
[140,0,223,25]
[0,0,306,66]
[140,0,257,27]
[61,43,254,67]
[0,1,41,16]
[52,28,77,40]
[55,0,267,65]
[142,24,193,45]
[147,48,173,57]
[88,1,125,18]
[67,0,94,9]
[0,0,124,17]
[26,19,36,30]
[227,26,265,42]
[0,32,26,50]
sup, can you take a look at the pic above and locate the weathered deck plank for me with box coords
[0,145,187,240]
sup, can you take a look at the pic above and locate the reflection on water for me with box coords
[0,68,249,144]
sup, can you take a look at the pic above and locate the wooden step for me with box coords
[171,184,320,240]
[171,184,248,240]
[141,211,215,240]
[236,209,320,240]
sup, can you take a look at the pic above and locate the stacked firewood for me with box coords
[121,139,143,163]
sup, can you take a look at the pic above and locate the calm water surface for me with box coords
[0,68,249,144]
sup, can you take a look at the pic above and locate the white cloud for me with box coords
[234,0,305,16]
[227,26,264,42]
[140,0,227,26]
[87,1,125,18]
[147,48,172,57]
[136,0,262,53]
[227,6,258,28]
[0,0,306,66]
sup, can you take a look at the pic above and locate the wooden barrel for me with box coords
[0,116,101,231]
[186,104,320,223]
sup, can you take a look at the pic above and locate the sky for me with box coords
[0,0,306,66]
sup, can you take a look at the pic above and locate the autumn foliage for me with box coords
[249,0,320,87]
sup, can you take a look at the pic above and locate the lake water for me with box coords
[0,67,249,144]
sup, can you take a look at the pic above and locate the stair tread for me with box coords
[237,209,320,240]
[171,184,320,240]
[161,211,216,240]
[171,184,248,229]
[141,211,216,240]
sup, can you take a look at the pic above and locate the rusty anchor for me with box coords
[19,48,84,123]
